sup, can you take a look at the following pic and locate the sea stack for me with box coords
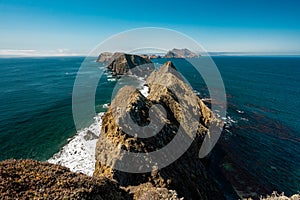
[94,61,224,199]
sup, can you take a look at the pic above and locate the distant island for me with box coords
[102,53,154,77]
[164,48,200,58]
[96,48,200,76]
[97,48,200,63]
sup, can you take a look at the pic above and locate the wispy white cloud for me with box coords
[0,49,86,57]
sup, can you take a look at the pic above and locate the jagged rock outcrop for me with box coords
[0,159,129,200]
[94,61,224,199]
[164,48,200,58]
[97,52,154,77]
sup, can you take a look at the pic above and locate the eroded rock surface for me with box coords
[94,61,224,199]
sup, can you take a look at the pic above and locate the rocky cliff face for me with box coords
[94,61,224,199]
[98,52,154,77]
[164,48,200,58]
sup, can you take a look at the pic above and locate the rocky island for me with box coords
[97,48,200,70]
[164,48,200,58]
[98,52,154,77]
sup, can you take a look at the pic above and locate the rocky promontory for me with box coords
[164,48,200,58]
[94,61,224,199]
[97,52,154,77]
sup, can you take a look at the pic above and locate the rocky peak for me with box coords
[94,61,224,199]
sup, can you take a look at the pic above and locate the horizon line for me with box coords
[1,49,300,58]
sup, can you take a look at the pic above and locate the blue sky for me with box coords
[1,0,300,55]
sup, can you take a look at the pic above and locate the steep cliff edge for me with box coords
[94,61,224,199]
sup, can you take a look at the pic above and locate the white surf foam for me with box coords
[140,85,149,97]
[47,113,104,176]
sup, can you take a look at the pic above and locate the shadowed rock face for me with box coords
[98,52,154,77]
[164,48,200,58]
[0,159,129,200]
[94,61,224,200]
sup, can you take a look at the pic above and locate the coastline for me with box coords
[15,56,298,199]
[47,77,149,176]
[48,113,104,176]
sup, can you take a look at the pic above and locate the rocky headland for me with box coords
[97,52,154,77]
[93,61,225,199]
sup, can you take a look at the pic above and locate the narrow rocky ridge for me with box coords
[94,61,225,199]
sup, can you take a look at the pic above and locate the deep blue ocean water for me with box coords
[0,56,299,198]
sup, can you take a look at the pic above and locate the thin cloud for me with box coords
[0,49,85,57]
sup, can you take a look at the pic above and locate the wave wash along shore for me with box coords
[47,79,150,176]
[47,113,104,176]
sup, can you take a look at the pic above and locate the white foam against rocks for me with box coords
[47,81,149,176]
[140,85,149,97]
[48,113,104,176]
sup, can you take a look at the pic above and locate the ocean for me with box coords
[0,56,299,199]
